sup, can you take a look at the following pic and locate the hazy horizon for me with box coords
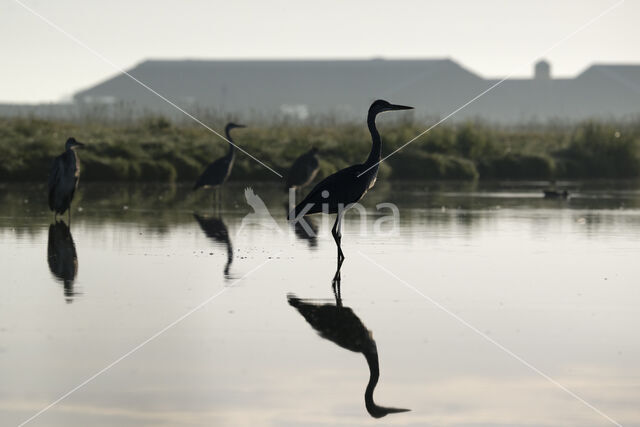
[2,0,638,103]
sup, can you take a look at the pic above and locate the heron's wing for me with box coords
[194,156,231,189]
[293,164,364,215]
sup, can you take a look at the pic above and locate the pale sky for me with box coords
[1,0,638,103]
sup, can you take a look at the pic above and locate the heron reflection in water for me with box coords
[294,215,318,248]
[193,213,233,278]
[287,293,409,418]
[284,205,318,249]
[47,220,78,303]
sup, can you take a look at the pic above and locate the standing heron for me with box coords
[288,100,412,285]
[193,122,246,205]
[48,137,85,220]
[287,293,410,418]
[286,147,320,191]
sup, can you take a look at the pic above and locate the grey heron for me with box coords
[193,122,246,205]
[286,147,320,191]
[287,293,410,418]
[288,100,412,285]
[48,137,85,219]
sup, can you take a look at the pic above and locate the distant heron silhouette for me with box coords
[47,220,78,303]
[288,293,410,418]
[193,122,246,203]
[48,137,85,219]
[193,213,233,278]
[286,147,320,190]
[543,180,569,199]
[288,100,412,285]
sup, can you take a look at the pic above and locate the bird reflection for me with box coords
[47,220,78,303]
[291,210,318,248]
[287,293,410,418]
[193,213,233,278]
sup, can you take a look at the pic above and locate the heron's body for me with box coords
[289,100,412,284]
[48,138,84,216]
[288,294,409,418]
[286,148,320,190]
[193,155,234,190]
[193,123,245,191]
[294,162,378,216]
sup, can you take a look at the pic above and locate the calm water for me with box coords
[1,181,639,427]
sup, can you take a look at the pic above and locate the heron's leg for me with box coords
[333,212,345,263]
[331,212,345,285]
[332,276,342,306]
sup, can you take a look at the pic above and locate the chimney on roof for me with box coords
[534,59,551,80]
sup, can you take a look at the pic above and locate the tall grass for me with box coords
[1,116,639,182]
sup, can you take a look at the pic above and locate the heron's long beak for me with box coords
[235,124,247,129]
[367,405,411,418]
[74,141,86,148]
[389,104,413,111]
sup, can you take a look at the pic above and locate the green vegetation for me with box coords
[1,116,639,183]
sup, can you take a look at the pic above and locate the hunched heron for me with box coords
[48,137,85,219]
[286,147,320,191]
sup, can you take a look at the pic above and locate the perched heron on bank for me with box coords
[48,137,85,219]
[286,147,320,191]
[193,122,246,204]
[288,100,413,285]
[288,293,410,418]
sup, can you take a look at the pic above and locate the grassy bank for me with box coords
[1,116,639,183]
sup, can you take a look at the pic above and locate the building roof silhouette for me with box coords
[57,58,640,122]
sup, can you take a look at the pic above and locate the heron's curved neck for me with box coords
[225,128,236,158]
[364,347,381,414]
[224,239,233,276]
[365,111,381,167]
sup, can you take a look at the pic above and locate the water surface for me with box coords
[1,181,639,426]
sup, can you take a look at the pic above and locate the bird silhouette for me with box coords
[48,137,85,220]
[288,100,412,286]
[287,293,410,418]
[543,180,570,199]
[193,213,233,278]
[193,122,246,205]
[286,147,320,191]
[47,220,78,303]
